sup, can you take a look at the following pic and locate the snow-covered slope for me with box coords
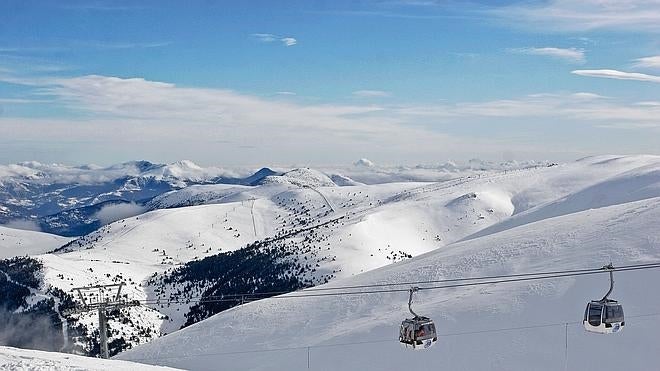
[0,225,71,259]
[466,155,660,240]
[117,196,660,371]
[257,168,337,188]
[0,346,180,370]
[8,155,660,365]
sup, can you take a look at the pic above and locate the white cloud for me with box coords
[509,47,585,63]
[0,98,49,104]
[1,73,658,165]
[352,90,391,98]
[4,219,41,232]
[1,74,494,163]
[252,33,277,42]
[572,69,660,83]
[490,0,660,32]
[252,34,297,47]
[0,41,169,53]
[570,92,609,100]
[354,158,375,167]
[94,202,146,226]
[396,92,660,125]
[632,56,660,69]
[636,101,660,106]
[77,41,171,49]
[280,37,297,47]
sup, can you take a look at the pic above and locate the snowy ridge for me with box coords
[0,225,71,259]
[0,346,180,370]
[109,155,660,370]
[257,168,337,188]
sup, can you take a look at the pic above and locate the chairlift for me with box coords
[399,287,437,349]
[583,264,625,334]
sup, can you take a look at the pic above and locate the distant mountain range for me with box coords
[0,159,552,236]
[0,161,282,236]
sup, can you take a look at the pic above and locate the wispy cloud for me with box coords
[1,73,658,166]
[352,90,391,98]
[75,41,171,50]
[0,98,50,104]
[280,38,297,47]
[509,47,586,64]
[0,41,169,54]
[4,74,657,128]
[396,92,660,128]
[490,0,660,32]
[0,46,68,53]
[572,69,660,83]
[252,33,297,47]
[632,56,660,69]
[0,74,547,163]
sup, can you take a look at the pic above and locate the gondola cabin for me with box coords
[399,317,437,349]
[583,300,624,334]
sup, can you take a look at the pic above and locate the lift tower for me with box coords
[65,283,139,358]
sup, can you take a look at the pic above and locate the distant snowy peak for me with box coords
[258,168,337,187]
[329,173,364,186]
[1,160,243,184]
[244,168,281,185]
[108,160,162,173]
[145,160,208,182]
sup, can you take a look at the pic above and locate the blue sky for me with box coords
[0,0,659,166]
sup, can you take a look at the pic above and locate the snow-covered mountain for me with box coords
[0,159,550,237]
[112,155,660,371]
[2,155,660,369]
[0,160,245,236]
[118,192,660,371]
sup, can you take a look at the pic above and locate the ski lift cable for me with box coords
[125,311,660,362]
[141,263,660,304]
[153,261,660,301]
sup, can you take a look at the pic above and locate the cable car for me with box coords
[400,287,437,349]
[583,264,625,334]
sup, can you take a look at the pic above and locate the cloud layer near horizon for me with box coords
[0,74,658,164]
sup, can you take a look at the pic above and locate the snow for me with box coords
[118,197,660,371]
[0,346,180,370]
[112,155,660,370]
[0,225,71,259]
[4,154,660,370]
[258,168,337,188]
[0,160,243,184]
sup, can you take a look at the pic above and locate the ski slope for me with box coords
[0,345,180,370]
[112,155,660,370]
[118,196,660,371]
[0,225,71,259]
[10,154,658,364]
